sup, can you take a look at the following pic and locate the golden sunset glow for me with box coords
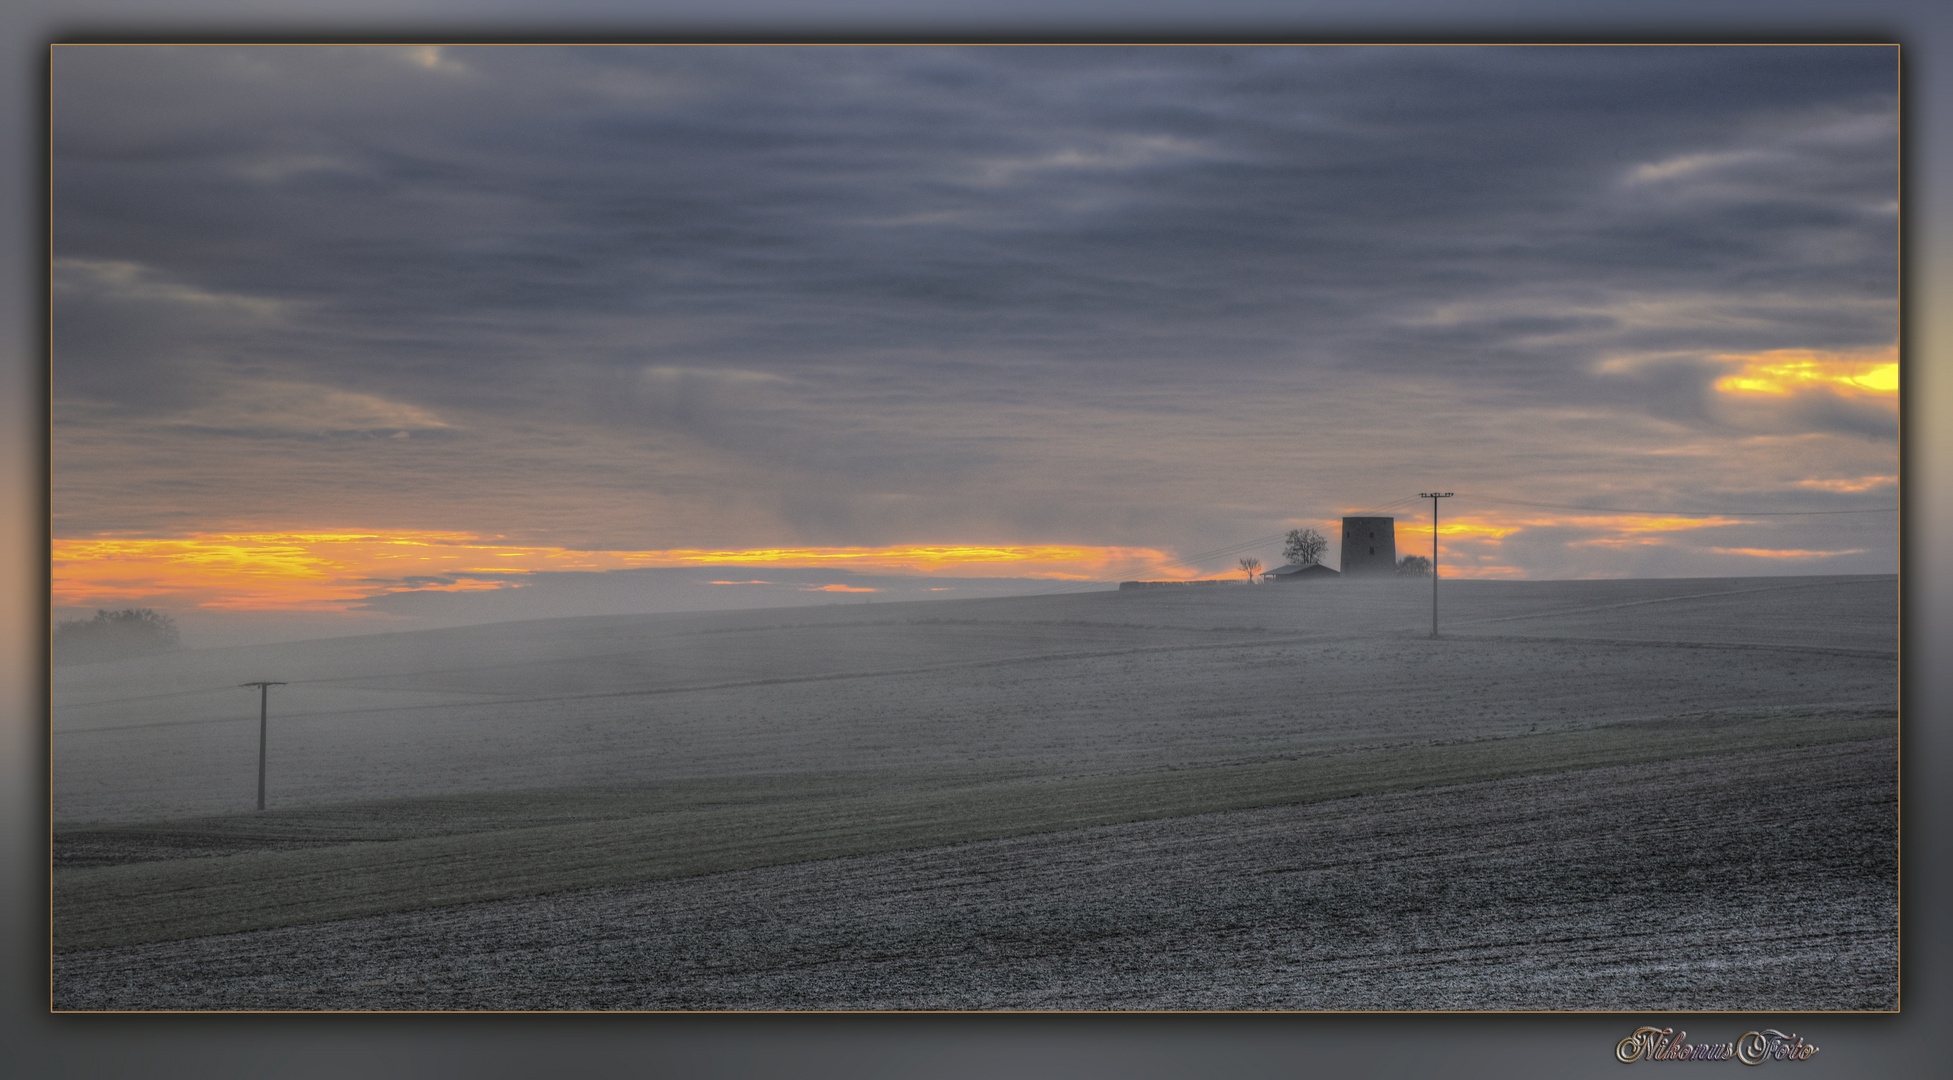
[1392,512,1738,549]
[1709,547,1864,559]
[50,531,1185,612]
[1387,516,1521,543]
[646,545,1135,571]
[1796,475,1896,493]
[1559,516,1753,548]
[1386,510,1762,576]
[1713,347,1898,397]
[49,507,1870,616]
[1440,564,1527,580]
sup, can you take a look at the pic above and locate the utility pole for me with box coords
[1418,492,1453,637]
[239,681,286,811]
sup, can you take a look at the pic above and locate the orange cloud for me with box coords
[1395,513,1740,551]
[384,578,516,593]
[1439,563,1526,580]
[644,545,1137,573]
[53,532,432,611]
[1795,475,1896,493]
[50,531,1187,612]
[1385,509,1759,575]
[1709,547,1865,559]
[806,584,878,593]
[1560,515,1751,548]
[1598,515,1749,533]
[1379,515,1520,543]
[1713,346,1897,397]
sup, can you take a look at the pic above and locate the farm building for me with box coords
[1340,517,1397,576]
[1263,562,1341,582]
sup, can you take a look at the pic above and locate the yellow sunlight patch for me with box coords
[1713,347,1897,397]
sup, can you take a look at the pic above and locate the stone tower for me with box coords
[1340,517,1397,576]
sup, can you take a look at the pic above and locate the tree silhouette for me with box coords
[1283,528,1327,566]
[53,608,181,665]
[1396,554,1432,577]
[1238,556,1262,583]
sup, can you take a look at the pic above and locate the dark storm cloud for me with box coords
[51,44,1897,556]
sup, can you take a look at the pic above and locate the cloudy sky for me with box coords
[50,44,1899,641]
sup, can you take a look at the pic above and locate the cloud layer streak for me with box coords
[51,45,1899,631]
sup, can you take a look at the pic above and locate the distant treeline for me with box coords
[1118,580,1227,590]
[52,608,181,666]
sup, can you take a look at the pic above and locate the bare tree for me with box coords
[1238,556,1262,583]
[1283,528,1327,566]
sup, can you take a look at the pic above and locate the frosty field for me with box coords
[49,574,1898,1010]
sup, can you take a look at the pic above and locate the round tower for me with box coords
[1340,517,1397,576]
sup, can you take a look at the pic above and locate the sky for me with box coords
[49,43,1900,642]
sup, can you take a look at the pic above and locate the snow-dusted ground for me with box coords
[54,738,1895,1011]
[52,576,1895,824]
[49,575,1898,1010]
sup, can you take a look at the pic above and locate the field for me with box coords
[50,575,1898,1010]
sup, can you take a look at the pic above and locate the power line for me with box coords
[54,669,525,709]
[64,630,1347,735]
[51,683,244,710]
[1466,496,1898,517]
[1341,495,1428,519]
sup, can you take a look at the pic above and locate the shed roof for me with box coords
[1265,562,1340,578]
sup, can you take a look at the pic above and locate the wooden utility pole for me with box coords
[239,681,286,811]
[1418,492,1453,637]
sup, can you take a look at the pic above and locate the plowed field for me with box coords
[53,738,1894,1010]
[50,575,1898,1010]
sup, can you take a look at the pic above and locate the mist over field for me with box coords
[47,41,1901,1016]
[51,575,1896,1010]
[142,567,1091,650]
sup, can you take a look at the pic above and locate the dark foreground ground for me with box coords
[54,736,1894,1011]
